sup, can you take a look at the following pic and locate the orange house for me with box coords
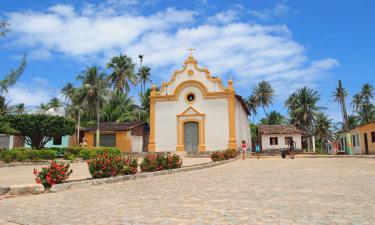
[357,122,375,154]
[81,122,148,153]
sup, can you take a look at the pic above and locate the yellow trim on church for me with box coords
[148,54,238,152]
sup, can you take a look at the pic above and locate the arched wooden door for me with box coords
[184,122,199,153]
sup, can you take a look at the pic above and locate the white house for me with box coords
[258,125,302,152]
[148,53,251,153]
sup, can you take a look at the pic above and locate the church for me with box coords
[148,51,251,153]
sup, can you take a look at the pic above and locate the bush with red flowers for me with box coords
[210,151,226,161]
[33,162,73,188]
[211,149,238,161]
[87,152,138,179]
[140,154,182,172]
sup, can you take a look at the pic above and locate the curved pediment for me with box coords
[155,56,230,96]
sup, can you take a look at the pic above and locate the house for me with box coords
[258,125,302,153]
[0,134,24,150]
[351,122,375,154]
[325,140,342,155]
[148,53,251,153]
[81,122,148,153]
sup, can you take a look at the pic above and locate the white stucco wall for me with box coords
[155,85,229,151]
[234,98,251,149]
[130,135,143,153]
[350,128,362,155]
[261,134,302,150]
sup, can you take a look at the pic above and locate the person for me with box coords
[255,142,261,159]
[241,140,247,160]
[80,138,88,148]
[288,137,295,159]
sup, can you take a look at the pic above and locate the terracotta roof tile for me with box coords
[258,125,302,135]
[81,122,145,132]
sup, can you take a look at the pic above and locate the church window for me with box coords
[185,93,196,103]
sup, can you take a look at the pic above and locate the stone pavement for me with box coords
[0,157,211,186]
[0,158,374,225]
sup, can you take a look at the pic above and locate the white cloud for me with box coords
[249,3,289,21]
[208,10,239,24]
[5,2,338,107]
[5,83,53,107]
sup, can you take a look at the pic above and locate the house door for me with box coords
[184,122,199,153]
[364,133,369,155]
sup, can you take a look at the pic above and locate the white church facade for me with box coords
[148,54,251,153]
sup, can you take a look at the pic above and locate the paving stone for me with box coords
[0,158,374,224]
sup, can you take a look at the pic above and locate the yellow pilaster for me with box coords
[227,79,237,149]
[148,84,157,152]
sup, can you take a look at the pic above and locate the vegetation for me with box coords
[140,154,182,172]
[33,162,72,188]
[0,114,75,149]
[352,83,374,124]
[333,80,349,132]
[0,149,57,163]
[252,81,275,122]
[210,149,237,161]
[260,110,285,125]
[87,152,138,178]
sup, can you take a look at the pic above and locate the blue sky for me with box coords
[0,0,374,122]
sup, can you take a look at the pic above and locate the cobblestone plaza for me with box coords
[0,158,374,225]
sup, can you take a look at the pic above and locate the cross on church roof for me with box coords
[187,48,195,56]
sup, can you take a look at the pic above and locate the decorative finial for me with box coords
[187,48,195,56]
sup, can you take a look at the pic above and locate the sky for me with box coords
[0,0,374,122]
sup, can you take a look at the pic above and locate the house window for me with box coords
[53,136,62,145]
[270,137,278,145]
[94,134,116,147]
[285,137,292,145]
[371,132,375,143]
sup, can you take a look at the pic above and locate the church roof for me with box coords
[258,125,302,135]
[235,95,250,115]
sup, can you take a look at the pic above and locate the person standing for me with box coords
[255,142,261,159]
[241,140,247,160]
[288,137,296,159]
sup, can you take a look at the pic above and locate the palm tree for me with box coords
[36,102,49,114]
[285,87,322,133]
[253,81,274,123]
[246,94,259,123]
[352,83,374,124]
[107,54,136,94]
[77,66,108,147]
[333,80,349,132]
[48,97,62,111]
[260,110,284,125]
[137,66,152,94]
[15,103,25,114]
[314,112,333,152]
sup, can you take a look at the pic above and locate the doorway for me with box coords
[184,122,199,153]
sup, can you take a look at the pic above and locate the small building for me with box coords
[258,125,302,153]
[350,122,375,154]
[81,122,147,153]
[0,134,24,150]
[325,140,342,155]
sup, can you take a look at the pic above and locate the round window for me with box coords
[186,93,195,102]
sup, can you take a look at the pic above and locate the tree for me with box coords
[48,97,62,110]
[0,55,27,94]
[260,110,284,125]
[107,54,136,94]
[0,22,9,37]
[246,94,259,123]
[253,81,274,122]
[352,83,374,124]
[333,80,349,132]
[0,114,75,149]
[137,66,151,94]
[285,87,322,133]
[314,113,333,152]
[15,103,25,114]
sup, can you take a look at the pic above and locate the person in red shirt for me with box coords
[241,140,247,160]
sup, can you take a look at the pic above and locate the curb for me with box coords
[0,157,238,197]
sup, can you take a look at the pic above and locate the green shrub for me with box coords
[0,149,57,163]
[11,147,30,151]
[63,152,76,161]
[210,151,226,161]
[79,149,94,160]
[140,154,182,172]
[34,161,72,188]
[223,149,237,159]
[87,152,138,178]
